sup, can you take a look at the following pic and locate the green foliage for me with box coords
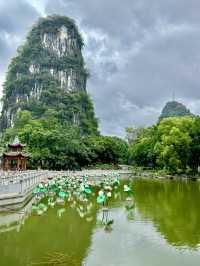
[128,116,200,174]
[22,89,99,135]
[188,117,200,171]
[83,135,128,165]
[2,111,127,170]
[125,127,144,144]
[34,15,84,46]
[0,15,97,134]
[155,117,194,173]
[128,127,157,167]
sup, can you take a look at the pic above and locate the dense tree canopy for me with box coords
[128,116,200,174]
[2,111,127,170]
[128,127,157,167]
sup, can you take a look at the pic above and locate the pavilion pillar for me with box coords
[4,159,8,171]
[20,159,22,171]
[17,158,20,171]
[6,160,8,171]
[7,160,10,171]
[3,159,5,170]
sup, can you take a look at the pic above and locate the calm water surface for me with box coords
[0,178,200,266]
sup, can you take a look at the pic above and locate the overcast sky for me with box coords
[1,0,200,136]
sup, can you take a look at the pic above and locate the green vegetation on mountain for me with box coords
[2,15,198,173]
[0,15,129,169]
[0,15,98,135]
[159,101,192,121]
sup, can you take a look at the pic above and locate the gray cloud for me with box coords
[53,0,200,135]
[0,0,39,33]
[1,0,200,136]
[0,0,40,109]
[0,0,40,80]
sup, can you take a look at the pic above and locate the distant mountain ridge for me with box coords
[159,101,193,121]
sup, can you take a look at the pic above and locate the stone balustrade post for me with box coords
[20,179,23,194]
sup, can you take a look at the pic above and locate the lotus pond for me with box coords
[0,176,200,266]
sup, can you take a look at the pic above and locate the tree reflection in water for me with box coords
[133,178,200,249]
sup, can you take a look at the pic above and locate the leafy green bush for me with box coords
[128,116,200,174]
[2,111,127,170]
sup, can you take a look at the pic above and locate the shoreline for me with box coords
[0,168,199,209]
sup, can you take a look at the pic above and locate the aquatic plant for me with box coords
[104,219,114,232]
[31,174,134,231]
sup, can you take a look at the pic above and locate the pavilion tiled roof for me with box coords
[8,136,26,148]
[3,152,29,157]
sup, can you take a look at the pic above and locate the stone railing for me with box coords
[0,169,133,208]
[0,170,58,196]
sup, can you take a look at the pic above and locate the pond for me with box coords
[0,177,200,266]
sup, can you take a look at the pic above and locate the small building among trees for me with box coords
[2,136,29,171]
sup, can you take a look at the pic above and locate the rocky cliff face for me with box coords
[0,16,98,134]
[159,101,193,121]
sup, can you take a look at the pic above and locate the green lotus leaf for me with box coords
[84,187,92,194]
[97,195,106,204]
[33,187,40,194]
[32,205,38,211]
[58,191,67,198]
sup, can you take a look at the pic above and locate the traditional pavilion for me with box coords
[2,136,29,171]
